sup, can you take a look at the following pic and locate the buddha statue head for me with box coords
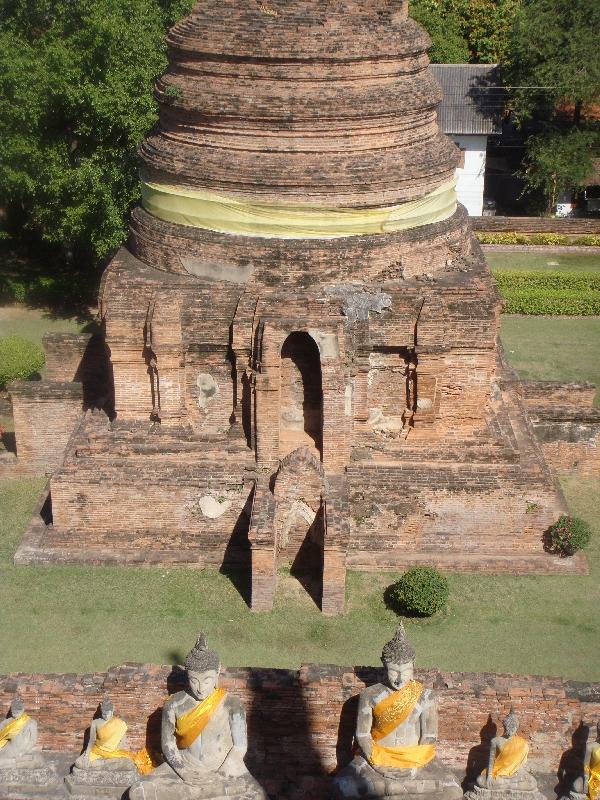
[184,633,221,701]
[502,708,519,739]
[100,696,114,721]
[9,696,25,719]
[381,624,416,690]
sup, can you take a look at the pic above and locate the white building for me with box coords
[430,64,503,216]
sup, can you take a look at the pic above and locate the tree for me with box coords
[520,128,597,214]
[505,0,600,214]
[506,0,600,124]
[411,0,520,64]
[0,0,194,273]
[410,1,469,64]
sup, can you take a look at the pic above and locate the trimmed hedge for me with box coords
[386,567,450,617]
[477,232,600,246]
[0,336,45,388]
[492,270,600,315]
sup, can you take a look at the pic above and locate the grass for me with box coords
[0,475,598,680]
[486,251,600,272]
[0,306,91,348]
[501,316,600,403]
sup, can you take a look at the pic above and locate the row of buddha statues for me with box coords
[0,627,598,800]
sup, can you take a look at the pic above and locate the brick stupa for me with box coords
[15,0,572,613]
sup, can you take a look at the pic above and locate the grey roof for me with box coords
[430,64,504,136]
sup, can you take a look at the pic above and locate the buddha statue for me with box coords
[466,709,543,800]
[0,696,58,789]
[566,722,600,800]
[332,625,462,800]
[0,697,38,767]
[66,696,154,797]
[129,633,267,800]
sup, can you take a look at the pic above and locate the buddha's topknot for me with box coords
[381,624,416,666]
[184,633,220,673]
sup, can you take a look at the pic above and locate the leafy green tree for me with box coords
[520,128,597,214]
[0,0,194,272]
[506,0,600,124]
[410,1,469,64]
[411,0,520,64]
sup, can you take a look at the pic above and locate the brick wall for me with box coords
[472,217,600,235]
[1,664,598,799]
[8,381,83,474]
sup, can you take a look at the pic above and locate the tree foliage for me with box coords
[506,0,600,124]
[0,0,194,271]
[520,128,597,213]
[411,0,520,64]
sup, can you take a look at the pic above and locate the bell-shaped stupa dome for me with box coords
[139,0,458,208]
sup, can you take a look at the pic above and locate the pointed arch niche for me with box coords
[279,331,323,460]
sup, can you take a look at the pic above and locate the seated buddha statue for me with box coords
[0,697,40,768]
[129,633,267,800]
[567,721,600,800]
[332,625,462,800]
[66,696,154,798]
[467,709,542,800]
[73,696,154,774]
[0,696,58,790]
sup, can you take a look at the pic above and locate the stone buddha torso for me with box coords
[161,689,245,776]
[0,713,38,766]
[128,633,266,800]
[333,626,462,800]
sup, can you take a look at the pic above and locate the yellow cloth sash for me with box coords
[369,681,435,769]
[371,742,436,769]
[371,680,424,742]
[89,717,154,775]
[140,179,457,239]
[175,688,227,751]
[588,745,600,800]
[0,714,30,749]
[492,735,529,778]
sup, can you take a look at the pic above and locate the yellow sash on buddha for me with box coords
[175,688,227,751]
[89,717,155,775]
[371,742,436,769]
[0,715,30,749]
[371,681,424,742]
[587,745,600,800]
[369,681,436,769]
[492,735,529,778]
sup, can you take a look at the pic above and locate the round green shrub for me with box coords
[546,515,592,556]
[0,336,45,388]
[387,567,450,617]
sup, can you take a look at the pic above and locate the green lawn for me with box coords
[0,305,92,347]
[487,251,600,272]
[501,316,600,403]
[0,475,598,680]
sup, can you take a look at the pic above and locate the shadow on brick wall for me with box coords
[245,667,326,800]
[462,715,497,790]
[556,720,591,798]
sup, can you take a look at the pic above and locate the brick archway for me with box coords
[279,331,323,460]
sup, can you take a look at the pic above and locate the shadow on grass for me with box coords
[0,243,99,322]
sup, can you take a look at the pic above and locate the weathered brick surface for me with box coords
[15,2,583,600]
[9,381,83,475]
[472,217,600,235]
[1,664,598,799]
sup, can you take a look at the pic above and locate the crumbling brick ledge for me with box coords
[1,664,598,799]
